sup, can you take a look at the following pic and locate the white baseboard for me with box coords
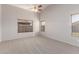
[40,34,79,47]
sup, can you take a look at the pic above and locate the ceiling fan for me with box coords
[31,4,43,13]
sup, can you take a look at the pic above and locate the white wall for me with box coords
[2,5,39,41]
[33,13,40,35]
[0,5,1,41]
[40,5,79,47]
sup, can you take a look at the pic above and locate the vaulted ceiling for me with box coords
[10,4,50,12]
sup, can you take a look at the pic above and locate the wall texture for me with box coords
[0,5,1,41]
[40,5,79,47]
[2,5,39,41]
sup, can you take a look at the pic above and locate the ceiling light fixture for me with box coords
[32,5,43,13]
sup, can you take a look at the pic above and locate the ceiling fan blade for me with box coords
[27,4,43,12]
[38,5,42,8]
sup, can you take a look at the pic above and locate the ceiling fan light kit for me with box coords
[32,5,43,13]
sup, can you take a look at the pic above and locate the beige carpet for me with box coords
[0,36,79,54]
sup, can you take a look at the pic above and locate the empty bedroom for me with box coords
[0,4,79,54]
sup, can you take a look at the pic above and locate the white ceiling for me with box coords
[10,4,50,12]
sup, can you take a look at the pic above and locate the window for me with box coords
[40,21,45,32]
[18,19,33,33]
[72,14,79,36]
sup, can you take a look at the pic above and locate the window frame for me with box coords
[18,19,33,33]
